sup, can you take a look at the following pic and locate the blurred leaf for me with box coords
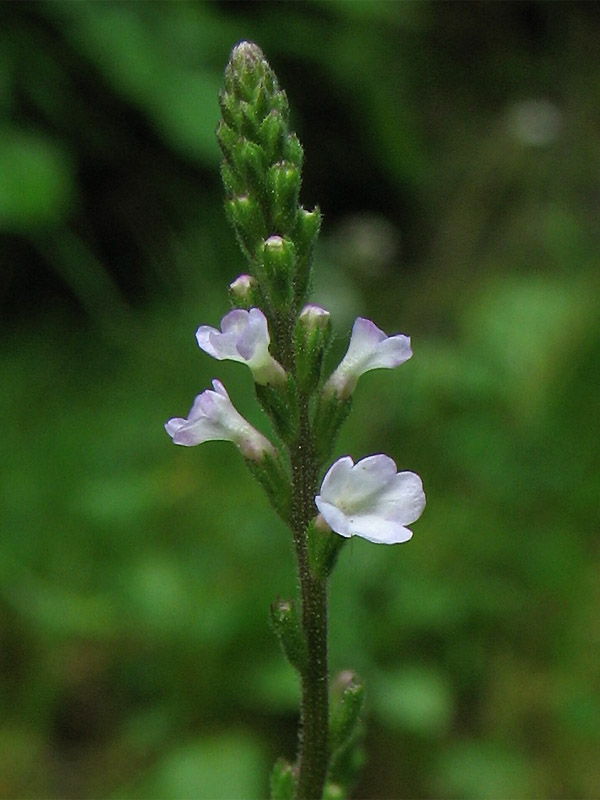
[434,740,539,799]
[43,2,223,163]
[466,274,595,418]
[118,733,267,800]
[0,129,74,230]
[372,666,454,737]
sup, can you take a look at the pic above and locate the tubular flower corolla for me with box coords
[165,379,274,461]
[196,308,286,385]
[325,317,412,399]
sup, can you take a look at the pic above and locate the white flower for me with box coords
[315,454,425,544]
[196,308,286,385]
[165,379,274,460]
[325,317,412,399]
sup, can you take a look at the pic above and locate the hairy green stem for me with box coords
[290,397,329,800]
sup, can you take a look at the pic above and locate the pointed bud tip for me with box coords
[334,669,363,695]
[300,303,330,327]
[265,234,285,249]
[229,273,256,297]
[231,40,264,62]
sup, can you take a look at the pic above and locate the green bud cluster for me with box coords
[218,42,322,319]
[219,42,334,474]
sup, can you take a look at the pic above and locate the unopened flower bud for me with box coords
[308,517,346,580]
[259,109,286,163]
[268,161,301,233]
[228,274,261,309]
[225,194,267,258]
[299,303,330,331]
[225,138,268,197]
[293,206,322,307]
[226,41,273,104]
[294,207,322,253]
[270,758,297,800]
[329,670,366,754]
[270,597,308,675]
[283,132,304,170]
[294,304,332,393]
[262,235,296,309]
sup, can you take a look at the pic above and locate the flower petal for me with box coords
[221,308,248,335]
[195,324,222,359]
[318,455,355,505]
[315,454,425,545]
[211,379,229,398]
[364,333,412,371]
[315,499,352,537]
[170,419,220,446]
[165,417,186,437]
[342,454,398,507]
[346,513,414,544]
[196,309,284,385]
[165,380,274,458]
[236,308,268,361]
[372,471,426,525]
[342,317,386,368]
[326,317,413,398]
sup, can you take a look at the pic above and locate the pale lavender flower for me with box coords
[315,454,425,544]
[325,317,412,399]
[165,379,274,460]
[196,308,286,385]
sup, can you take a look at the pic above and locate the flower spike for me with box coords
[165,379,275,461]
[196,308,286,386]
[325,317,412,399]
[315,454,425,544]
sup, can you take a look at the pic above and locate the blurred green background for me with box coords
[1,1,599,798]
